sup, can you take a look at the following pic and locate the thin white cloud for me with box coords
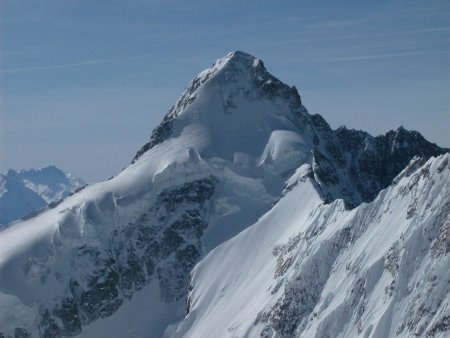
[308,17,370,29]
[1,54,155,74]
[322,50,449,62]
[272,26,450,45]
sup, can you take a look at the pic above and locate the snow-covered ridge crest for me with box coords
[132,51,305,163]
[174,153,450,338]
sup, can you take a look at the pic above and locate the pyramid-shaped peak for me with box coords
[218,50,260,66]
[226,50,255,60]
[207,50,266,77]
[161,51,304,123]
[132,51,306,163]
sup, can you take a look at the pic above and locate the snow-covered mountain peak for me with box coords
[132,51,307,164]
[207,50,259,74]
[132,51,447,208]
[1,52,448,338]
[0,165,85,226]
[215,50,256,64]
[197,51,288,93]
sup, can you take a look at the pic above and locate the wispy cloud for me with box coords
[322,50,449,62]
[1,54,155,74]
[272,26,450,45]
[308,17,370,29]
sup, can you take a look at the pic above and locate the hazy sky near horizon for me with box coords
[1,0,449,182]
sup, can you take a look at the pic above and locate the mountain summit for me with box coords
[133,51,306,163]
[134,50,445,207]
[0,52,448,338]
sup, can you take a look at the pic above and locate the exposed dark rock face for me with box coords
[427,316,450,337]
[261,227,352,337]
[37,176,218,337]
[132,116,174,164]
[341,126,446,197]
[0,328,31,338]
[309,120,448,208]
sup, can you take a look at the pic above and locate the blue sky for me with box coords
[1,0,449,182]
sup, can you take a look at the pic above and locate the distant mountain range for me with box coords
[0,52,448,338]
[0,165,85,226]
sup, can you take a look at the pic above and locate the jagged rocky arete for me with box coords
[309,123,447,207]
[0,51,448,338]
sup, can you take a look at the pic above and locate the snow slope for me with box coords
[0,51,448,338]
[173,153,450,338]
[0,166,85,226]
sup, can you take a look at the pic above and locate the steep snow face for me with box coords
[173,154,450,338]
[133,51,310,165]
[0,166,85,226]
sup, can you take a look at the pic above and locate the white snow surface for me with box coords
[173,153,450,338]
[161,51,311,163]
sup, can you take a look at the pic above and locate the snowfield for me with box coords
[173,154,450,338]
